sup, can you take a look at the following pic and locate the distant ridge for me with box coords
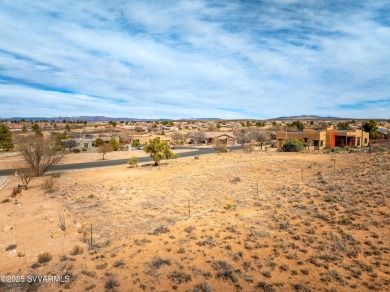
[270,115,347,120]
[3,116,145,122]
[1,116,221,122]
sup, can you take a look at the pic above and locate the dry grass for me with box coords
[0,151,389,291]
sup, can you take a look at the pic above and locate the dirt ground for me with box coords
[0,150,389,291]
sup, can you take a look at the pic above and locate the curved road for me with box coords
[0,146,242,176]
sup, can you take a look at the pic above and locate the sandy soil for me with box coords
[0,150,389,291]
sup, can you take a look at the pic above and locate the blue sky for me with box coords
[0,0,389,119]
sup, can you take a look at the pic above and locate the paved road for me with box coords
[0,146,242,175]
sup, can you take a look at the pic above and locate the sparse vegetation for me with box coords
[70,245,83,255]
[5,244,17,251]
[37,252,52,263]
[144,138,178,165]
[281,139,307,152]
[98,143,111,160]
[0,140,388,292]
[15,134,64,176]
[148,257,171,270]
[105,276,119,290]
[128,156,138,167]
[214,140,228,153]
[42,177,55,193]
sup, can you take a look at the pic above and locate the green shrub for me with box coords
[214,141,228,153]
[131,140,141,147]
[281,139,306,152]
[53,145,64,151]
[128,156,139,167]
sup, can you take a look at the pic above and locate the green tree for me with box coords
[362,120,378,139]
[144,138,178,165]
[292,120,304,131]
[109,138,119,151]
[131,140,141,147]
[337,121,350,130]
[95,138,104,147]
[0,124,14,151]
[31,123,42,136]
[21,125,28,133]
[65,124,71,132]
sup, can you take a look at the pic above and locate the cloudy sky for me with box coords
[0,0,389,119]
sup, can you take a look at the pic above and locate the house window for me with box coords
[320,140,324,146]
[364,138,367,144]
[313,140,319,146]
[304,138,308,143]
[357,138,361,146]
[84,143,89,148]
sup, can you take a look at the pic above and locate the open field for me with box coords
[0,150,389,291]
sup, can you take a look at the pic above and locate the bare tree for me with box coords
[135,126,144,133]
[207,121,217,131]
[190,131,206,144]
[214,140,228,153]
[170,132,183,144]
[13,162,35,190]
[15,135,65,177]
[250,130,270,150]
[229,122,242,131]
[235,130,253,152]
[98,143,111,160]
[62,139,78,151]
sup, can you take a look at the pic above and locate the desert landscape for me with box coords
[1,149,389,291]
[1,2,389,291]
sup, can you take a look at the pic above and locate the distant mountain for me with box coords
[2,116,221,122]
[181,118,221,121]
[2,116,152,122]
[270,115,344,120]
